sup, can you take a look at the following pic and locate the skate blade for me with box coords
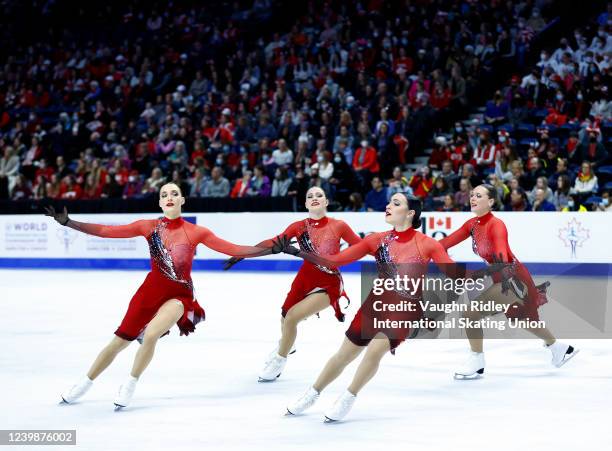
[285,409,295,416]
[324,416,338,423]
[59,398,69,405]
[114,404,125,411]
[258,373,281,383]
[555,348,580,368]
[454,370,484,380]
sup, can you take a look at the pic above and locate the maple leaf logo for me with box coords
[558,218,590,258]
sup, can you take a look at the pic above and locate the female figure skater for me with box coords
[275,194,498,422]
[225,186,362,382]
[45,182,274,409]
[440,184,578,379]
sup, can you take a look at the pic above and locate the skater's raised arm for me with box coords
[44,206,153,238]
[281,233,378,268]
[424,235,509,281]
[438,220,471,250]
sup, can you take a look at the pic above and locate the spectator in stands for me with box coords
[11,174,32,200]
[311,151,334,181]
[352,140,379,190]
[562,193,588,212]
[203,167,230,198]
[578,127,608,168]
[484,90,509,126]
[508,187,530,211]
[345,192,365,212]
[454,177,472,211]
[0,146,20,198]
[553,174,572,211]
[427,177,452,211]
[147,168,166,192]
[287,163,309,203]
[528,176,554,204]
[440,194,457,212]
[386,166,412,200]
[272,166,292,197]
[249,164,271,197]
[271,139,294,167]
[573,161,599,198]
[230,170,252,199]
[190,168,207,197]
[594,190,611,212]
[365,177,387,212]
[532,188,556,211]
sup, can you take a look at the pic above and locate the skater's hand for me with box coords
[485,253,513,277]
[223,256,244,270]
[44,205,70,226]
[271,235,299,256]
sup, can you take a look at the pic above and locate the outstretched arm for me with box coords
[223,222,298,269]
[288,233,378,268]
[194,226,274,258]
[427,237,509,281]
[45,206,151,238]
[438,219,471,250]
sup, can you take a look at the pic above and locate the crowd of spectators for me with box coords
[0,0,610,212]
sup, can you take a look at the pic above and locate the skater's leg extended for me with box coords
[313,337,363,392]
[131,299,184,378]
[87,336,131,380]
[347,334,390,395]
[323,338,388,422]
[278,292,330,357]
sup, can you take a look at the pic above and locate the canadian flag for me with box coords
[429,217,452,230]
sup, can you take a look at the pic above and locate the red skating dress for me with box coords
[305,227,457,351]
[439,211,546,320]
[70,216,269,340]
[259,217,361,321]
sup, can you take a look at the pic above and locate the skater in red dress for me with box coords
[279,194,494,422]
[440,184,578,379]
[45,182,273,409]
[225,186,362,382]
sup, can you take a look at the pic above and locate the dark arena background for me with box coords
[0,1,610,450]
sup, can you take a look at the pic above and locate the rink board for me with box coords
[0,212,609,275]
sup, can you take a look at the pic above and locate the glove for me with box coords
[44,205,70,226]
[486,253,513,277]
[223,257,244,271]
[271,235,299,256]
[490,253,527,299]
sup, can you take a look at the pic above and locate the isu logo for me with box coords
[422,216,452,238]
[56,227,78,253]
[558,218,590,258]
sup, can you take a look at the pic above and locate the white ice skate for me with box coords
[548,341,579,368]
[60,376,93,404]
[324,390,356,422]
[258,353,287,382]
[114,376,138,410]
[454,351,485,379]
[286,387,320,415]
[265,344,296,363]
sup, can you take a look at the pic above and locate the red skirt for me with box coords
[115,271,205,341]
[282,262,348,321]
[345,290,423,353]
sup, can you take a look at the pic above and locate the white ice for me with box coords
[0,269,610,451]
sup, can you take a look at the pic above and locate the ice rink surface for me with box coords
[1,269,610,451]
